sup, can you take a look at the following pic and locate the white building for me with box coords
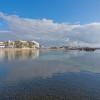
[0,42,5,48]
[31,40,40,48]
[7,40,15,48]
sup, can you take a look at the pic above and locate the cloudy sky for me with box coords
[0,0,100,47]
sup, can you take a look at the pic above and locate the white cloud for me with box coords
[0,12,100,47]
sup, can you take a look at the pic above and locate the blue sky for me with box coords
[0,0,100,47]
[0,0,100,23]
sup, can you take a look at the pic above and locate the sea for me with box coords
[0,49,100,100]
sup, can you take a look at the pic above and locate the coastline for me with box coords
[0,47,100,52]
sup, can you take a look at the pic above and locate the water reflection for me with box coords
[0,50,100,82]
[0,49,39,61]
[0,50,100,100]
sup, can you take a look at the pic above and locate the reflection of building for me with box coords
[0,49,39,61]
[0,49,5,60]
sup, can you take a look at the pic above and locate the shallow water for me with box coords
[0,49,100,100]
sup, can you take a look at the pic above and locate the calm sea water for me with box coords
[0,49,100,100]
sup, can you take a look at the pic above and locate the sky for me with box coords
[0,0,100,47]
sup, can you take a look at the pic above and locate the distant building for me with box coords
[0,42,5,48]
[0,40,40,49]
[14,40,39,49]
[5,40,15,48]
[31,40,40,48]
